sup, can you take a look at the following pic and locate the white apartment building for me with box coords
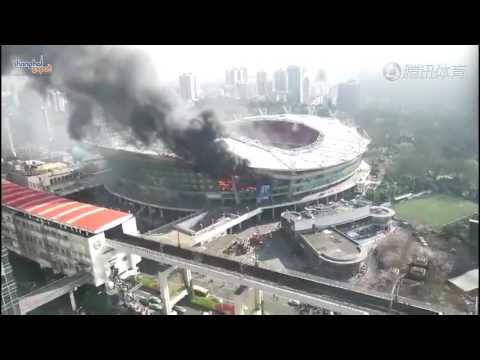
[2,180,141,286]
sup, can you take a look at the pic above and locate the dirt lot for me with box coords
[350,224,476,313]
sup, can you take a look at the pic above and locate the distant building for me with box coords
[337,80,360,115]
[225,68,248,99]
[179,73,198,102]
[1,243,20,315]
[273,69,288,102]
[311,70,328,99]
[256,71,268,97]
[226,68,248,85]
[328,86,338,107]
[5,159,78,193]
[303,76,310,104]
[1,81,18,158]
[273,69,287,92]
[238,83,249,100]
[46,89,67,113]
[316,69,327,83]
[225,70,234,85]
[265,79,274,101]
[287,66,304,104]
[239,68,248,84]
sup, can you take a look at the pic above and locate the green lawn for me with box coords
[138,275,158,290]
[190,294,219,310]
[393,194,478,229]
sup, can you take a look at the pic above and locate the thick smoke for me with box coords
[2,45,250,178]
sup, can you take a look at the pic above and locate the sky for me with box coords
[128,45,474,86]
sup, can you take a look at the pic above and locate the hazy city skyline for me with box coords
[129,45,473,85]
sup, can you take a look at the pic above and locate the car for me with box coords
[173,305,187,314]
[149,297,162,305]
[202,311,212,315]
[288,299,301,307]
[149,303,163,311]
[139,298,149,306]
[169,310,178,315]
[408,266,427,281]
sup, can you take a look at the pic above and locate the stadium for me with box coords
[88,114,371,212]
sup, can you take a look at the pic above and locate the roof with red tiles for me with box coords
[1,180,133,234]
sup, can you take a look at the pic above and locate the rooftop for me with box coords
[90,114,371,172]
[222,115,370,171]
[448,269,479,293]
[6,159,75,177]
[301,229,366,264]
[1,180,132,234]
[282,201,394,233]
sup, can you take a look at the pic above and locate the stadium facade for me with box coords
[89,115,371,211]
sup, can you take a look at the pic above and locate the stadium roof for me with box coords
[221,115,370,171]
[93,114,370,172]
[1,180,133,234]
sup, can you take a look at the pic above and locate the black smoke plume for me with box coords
[1,45,250,178]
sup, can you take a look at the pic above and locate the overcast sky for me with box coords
[128,45,474,86]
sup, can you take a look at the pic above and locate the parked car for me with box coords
[149,303,163,312]
[288,299,301,307]
[408,266,427,281]
[173,305,187,314]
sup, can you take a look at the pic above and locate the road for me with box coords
[190,273,300,315]
[106,232,446,314]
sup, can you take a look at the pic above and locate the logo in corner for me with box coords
[383,62,402,81]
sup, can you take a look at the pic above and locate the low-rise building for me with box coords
[1,180,141,287]
[281,202,395,278]
[5,160,79,193]
[298,229,368,278]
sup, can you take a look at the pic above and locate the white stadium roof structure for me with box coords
[222,115,371,172]
[96,115,371,173]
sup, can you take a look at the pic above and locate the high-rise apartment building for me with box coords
[287,66,304,104]
[179,73,198,102]
[256,71,268,97]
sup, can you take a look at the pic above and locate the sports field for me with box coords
[393,194,478,229]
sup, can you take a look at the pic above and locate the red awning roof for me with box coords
[1,180,132,234]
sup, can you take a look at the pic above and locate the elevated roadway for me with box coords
[18,272,91,315]
[105,229,449,315]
